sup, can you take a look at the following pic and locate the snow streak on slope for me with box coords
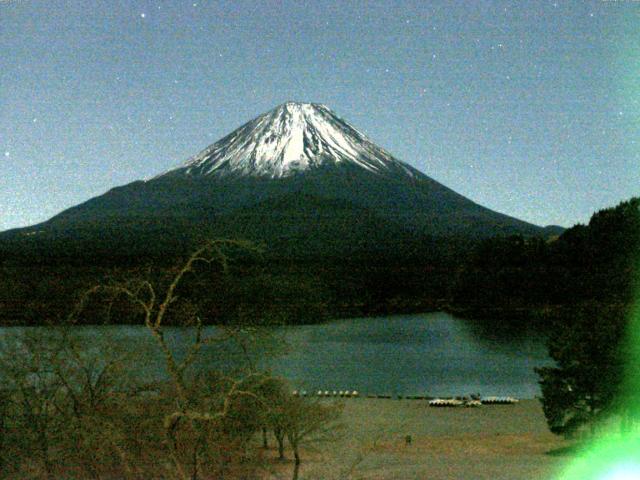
[160,102,419,179]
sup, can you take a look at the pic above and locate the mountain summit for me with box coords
[1,102,557,261]
[161,102,418,179]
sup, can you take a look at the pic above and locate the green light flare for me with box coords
[556,431,640,480]
[602,464,640,480]
[601,463,640,480]
[551,12,640,474]
[622,301,640,414]
[554,265,640,480]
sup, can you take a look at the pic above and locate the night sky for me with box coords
[1,0,638,231]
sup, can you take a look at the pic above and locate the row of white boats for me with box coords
[293,390,361,398]
[428,396,519,407]
[291,390,519,406]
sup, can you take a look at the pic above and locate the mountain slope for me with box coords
[1,102,553,261]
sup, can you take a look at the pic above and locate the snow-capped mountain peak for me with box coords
[160,102,418,179]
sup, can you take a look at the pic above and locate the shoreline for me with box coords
[268,398,568,480]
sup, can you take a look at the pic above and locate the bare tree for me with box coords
[0,325,142,480]
[0,328,68,479]
[282,397,343,480]
[53,329,139,478]
[256,377,290,460]
[0,240,341,480]
[75,239,275,480]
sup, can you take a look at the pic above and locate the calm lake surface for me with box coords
[1,312,550,398]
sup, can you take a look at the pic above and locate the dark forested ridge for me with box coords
[0,197,637,329]
[450,197,640,330]
[0,226,465,326]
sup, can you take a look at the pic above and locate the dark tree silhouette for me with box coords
[535,303,627,438]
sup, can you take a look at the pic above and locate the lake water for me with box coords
[269,313,550,398]
[0,312,550,399]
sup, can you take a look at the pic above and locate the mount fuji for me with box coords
[2,102,558,260]
[160,102,420,179]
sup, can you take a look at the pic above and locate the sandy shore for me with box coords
[264,398,571,480]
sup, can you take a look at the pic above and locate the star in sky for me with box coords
[1,0,636,232]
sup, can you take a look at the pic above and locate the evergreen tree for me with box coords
[535,303,627,438]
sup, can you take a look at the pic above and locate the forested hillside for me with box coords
[451,197,640,330]
[0,198,637,330]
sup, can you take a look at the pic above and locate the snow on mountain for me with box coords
[159,102,419,179]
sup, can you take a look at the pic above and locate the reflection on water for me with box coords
[0,312,550,398]
[270,313,550,398]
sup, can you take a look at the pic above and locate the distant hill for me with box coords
[449,197,640,329]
